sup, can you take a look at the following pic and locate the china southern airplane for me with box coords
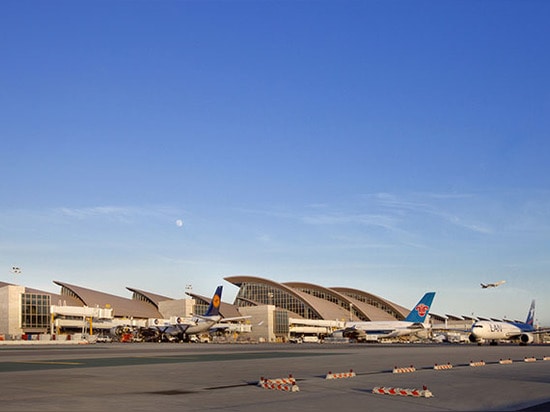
[480,280,506,288]
[469,300,547,345]
[340,292,436,341]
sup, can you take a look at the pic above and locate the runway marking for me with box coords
[16,361,83,365]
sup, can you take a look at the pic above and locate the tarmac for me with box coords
[1,342,549,411]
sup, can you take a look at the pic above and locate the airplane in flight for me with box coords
[480,280,506,288]
[469,300,547,345]
[338,292,436,342]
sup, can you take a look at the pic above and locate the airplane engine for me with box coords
[468,334,483,345]
[519,333,534,345]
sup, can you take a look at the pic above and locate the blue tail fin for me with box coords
[404,292,436,323]
[204,286,223,317]
[525,300,535,326]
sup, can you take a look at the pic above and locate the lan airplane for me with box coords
[481,280,506,289]
[469,300,547,345]
[340,292,436,341]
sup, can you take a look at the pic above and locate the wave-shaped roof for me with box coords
[224,276,412,321]
[54,281,161,319]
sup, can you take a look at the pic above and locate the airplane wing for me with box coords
[219,315,251,322]
[192,314,251,322]
[407,322,429,330]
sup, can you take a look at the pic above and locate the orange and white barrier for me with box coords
[524,357,537,363]
[469,360,486,367]
[325,369,356,379]
[258,375,296,385]
[393,365,416,374]
[499,358,513,365]
[372,385,433,398]
[433,362,453,370]
[258,375,299,392]
[543,356,550,361]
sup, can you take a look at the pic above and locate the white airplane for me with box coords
[339,292,436,342]
[140,286,249,342]
[469,300,548,345]
[480,280,506,288]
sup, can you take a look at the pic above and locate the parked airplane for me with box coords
[481,280,506,288]
[112,286,227,342]
[338,292,436,342]
[155,285,225,342]
[469,300,546,345]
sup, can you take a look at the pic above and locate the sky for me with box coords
[1,1,550,325]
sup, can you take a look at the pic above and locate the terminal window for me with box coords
[21,293,51,330]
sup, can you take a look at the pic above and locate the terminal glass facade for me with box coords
[274,309,289,335]
[294,286,369,321]
[235,282,322,320]
[21,293,51,331]
[339,291,403,320]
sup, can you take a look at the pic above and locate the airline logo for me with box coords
[212,294,221,308]
[415,304,429,317]
[527,308,534,325]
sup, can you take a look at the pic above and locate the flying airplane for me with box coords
[480,280,506,288]
[469,300,547,345]
[338,292,436,342]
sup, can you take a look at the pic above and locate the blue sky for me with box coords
[2,1,549,325]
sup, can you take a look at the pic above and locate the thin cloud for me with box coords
[368,192,493,235]
[56,205,184,223]
[58,206,133,219]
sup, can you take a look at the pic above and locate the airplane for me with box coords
[469,300,547,345]
[137,285,249,342]
[111,286,225,342]
[481,280,506,288]
[338,292,436,342]
[149,285,224,342]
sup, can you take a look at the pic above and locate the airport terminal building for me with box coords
[1,276,451,343]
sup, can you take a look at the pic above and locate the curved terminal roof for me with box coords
[329,286,408,321]
[224,276,420,322]
[126,287,172,309]
[224,276,326,320]
[54,281,161,319]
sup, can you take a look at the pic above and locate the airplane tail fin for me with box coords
[404,292,436,323]
[204,286,223,317]
[525,299,535,326]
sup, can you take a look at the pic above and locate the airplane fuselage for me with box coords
[345,321,427,338]
[469,321,534,344]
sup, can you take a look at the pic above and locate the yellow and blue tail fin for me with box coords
[204,286,223,317]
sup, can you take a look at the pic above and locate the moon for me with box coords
[175,219,183,227]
